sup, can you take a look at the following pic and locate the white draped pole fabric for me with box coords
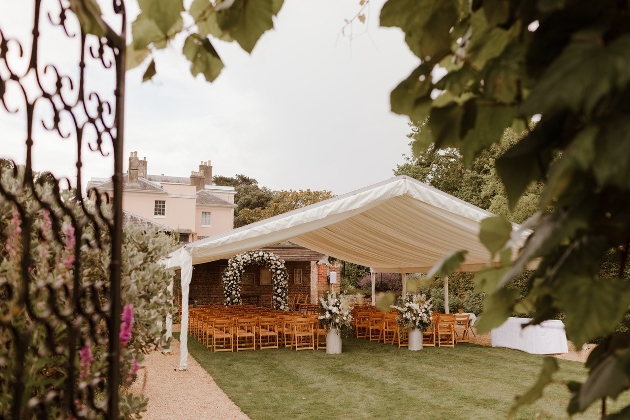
[402,272,407,296]
[443,276,450,314]
[178,247,193,370]
[162,276,174,353]
[370,269,376,306]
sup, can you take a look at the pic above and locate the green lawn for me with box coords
[178,334,627,419]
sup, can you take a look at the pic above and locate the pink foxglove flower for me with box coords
[119,304,134,346]
[79,346,93,379]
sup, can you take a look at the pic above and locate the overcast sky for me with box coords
[0,0,419,195]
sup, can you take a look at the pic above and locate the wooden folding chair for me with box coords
[292,317,315,350]
[454,314,471,343]
[313,317,327,350]
[436,314,456,347]
[279,315,295,348]
[380,313,398,344]
[235,318,257,351]
[368,313,385,342]
[394,326,409,348]
[354,311,371,338]
[212,319,234,352]
[257,317,279,349]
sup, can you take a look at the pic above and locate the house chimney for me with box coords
[190,170,205,191]
[128,151,139,184]
[199,160,212,187]
[138,156,147,178]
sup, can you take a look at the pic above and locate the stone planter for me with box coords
[326,327,342,354]
[408,328,423,351]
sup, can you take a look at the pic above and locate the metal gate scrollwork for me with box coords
[0,1,126,418]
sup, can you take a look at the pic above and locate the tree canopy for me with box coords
[213,174,274,227]
[395,123,544,224]
[236,188,335,227]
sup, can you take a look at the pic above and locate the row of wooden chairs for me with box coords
[351,307,472,348]
[289,294,310,311]
[188,306,328,352]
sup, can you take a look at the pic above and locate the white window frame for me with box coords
[201,211,212,227]
[154,200,165,217]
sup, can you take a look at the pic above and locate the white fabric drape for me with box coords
[178,248,193,370]
[444,276,450,314]
[370,269,376,306]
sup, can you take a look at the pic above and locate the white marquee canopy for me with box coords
[166,176,529,369]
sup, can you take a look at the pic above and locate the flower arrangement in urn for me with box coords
[393,293,433,331]
[318,291,354,338]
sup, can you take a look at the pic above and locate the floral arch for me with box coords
[222,250,290,311]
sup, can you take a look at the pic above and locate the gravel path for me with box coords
[128,338,249,420]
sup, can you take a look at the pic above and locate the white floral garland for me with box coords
[222,250,290,311]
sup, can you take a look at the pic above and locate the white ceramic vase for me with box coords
[326,327,342,354]
[408,328,423,351]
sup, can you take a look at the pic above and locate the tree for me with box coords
[380,0,630,417]
[395,123,544,224]
[237,189,335,226]
[213,174,274,227]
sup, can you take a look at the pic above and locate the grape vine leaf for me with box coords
[142,59,156,82]
[216,0,282,53]
[183,35,224,82]
[426,250,468,279]
[479,216,512,257]
[555,276,630,349]
[380,0,457,60]
[69,0,107,38]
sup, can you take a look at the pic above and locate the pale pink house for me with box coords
[89,152,236,242]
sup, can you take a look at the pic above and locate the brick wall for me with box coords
[183,260,313,305]
[316,263,340,299]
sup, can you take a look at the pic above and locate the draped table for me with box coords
[491,317,568,354]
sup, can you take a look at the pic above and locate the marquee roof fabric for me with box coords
[167,176,527,272]
[169,175,530,370]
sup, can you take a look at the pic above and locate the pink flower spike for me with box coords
[127,359,140,381]
[62,223,75,250]
[122,304,134,325]
[79,346,93,379]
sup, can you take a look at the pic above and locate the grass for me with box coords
[176,334,628,419]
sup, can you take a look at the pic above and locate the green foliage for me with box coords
[122,0,283,81]
[384,0,630,415]
[339,261,370,290]
[395,125,545,224]
[182,34,224,82]
[236,189,335,227]
[426,250,468,279]
[213,174,273,228]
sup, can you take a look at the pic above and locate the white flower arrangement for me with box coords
[222,250,290,311]
[392,293,433,331]
[318,291,354,337]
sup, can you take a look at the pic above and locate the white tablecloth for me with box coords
[491,317,568,354]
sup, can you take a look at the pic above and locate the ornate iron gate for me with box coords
[0,1,125,418]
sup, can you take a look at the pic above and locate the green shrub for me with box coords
[0,164,178,418]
